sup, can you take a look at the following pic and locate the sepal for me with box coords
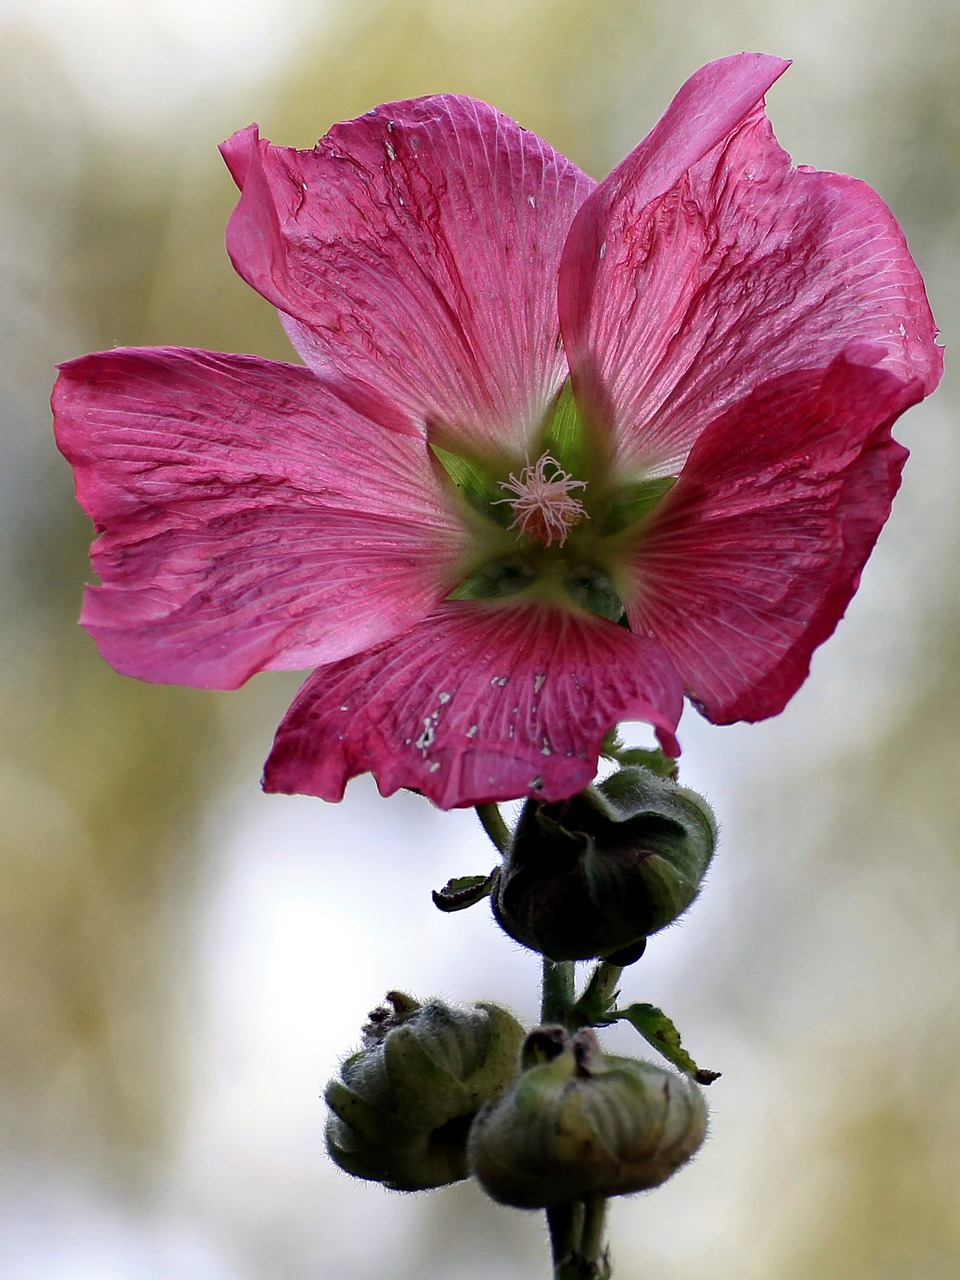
[492,766,716,961]
[467,1027,707,1208]
[324,993,524,1191]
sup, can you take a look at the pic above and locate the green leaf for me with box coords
[607,1002,720,1084]
[431,870,499,913]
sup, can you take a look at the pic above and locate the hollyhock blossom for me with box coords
[53,53,942,809]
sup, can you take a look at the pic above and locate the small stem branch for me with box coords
[567,961,623,1030]
[474,802,510,855]
[589,962,623,1014]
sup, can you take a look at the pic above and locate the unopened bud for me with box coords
[492,766,716,962]
[468,1027,707,1208]
[324,992,524,1191]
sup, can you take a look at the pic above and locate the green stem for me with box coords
[579,1192,610,1276]
[475,802,510,855]
[541,956,578,1276]
[540,960,614,1278]
[546,1203,579,1275]
[541,957,576,1025]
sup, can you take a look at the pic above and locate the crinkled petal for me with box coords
[559,53,942,474]
[625,353,919,723]
[263,601,684,808]
[220,99,595,454]
[53,348,468,688]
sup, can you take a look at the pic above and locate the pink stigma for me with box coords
[496,453,588,547]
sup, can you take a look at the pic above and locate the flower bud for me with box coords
[324,992,524,1191]
[468,1027,707,1208]
[492,766,716,962]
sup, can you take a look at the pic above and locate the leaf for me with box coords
[431,870,498,913]
[607,1002,720,1083]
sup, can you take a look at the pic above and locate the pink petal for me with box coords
[559,53,942,474]
[53,348,468,688]
[220,100,595,455]
[263,602,684,808]
[625,353,919,723]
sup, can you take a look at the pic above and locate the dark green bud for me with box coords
[492,766,716,962]
[468,1027,707,1208]
[324,992,524,1191]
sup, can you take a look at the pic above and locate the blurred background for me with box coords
[2,1,958,1276]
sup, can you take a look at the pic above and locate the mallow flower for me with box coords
[53,53,942,809]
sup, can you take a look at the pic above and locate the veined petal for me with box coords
[559,53,942,474]
[263,602,684,809]
[221,100,595,454]
[625,353,919,723]
[53,349,468,688]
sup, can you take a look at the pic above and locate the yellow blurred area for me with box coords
[2,1,958,1276]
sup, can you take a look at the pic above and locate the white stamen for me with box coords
[495,453,587,547]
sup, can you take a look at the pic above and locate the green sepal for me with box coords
[606,1002,720,1084]
[324,996,526,1192]
[430,443,503,513]
[468,1027,708,1208]
[601,735,678,778]
[561,564,625,622]
[536,380,590,477]
[492,767,717,962]
[446,556,536,601]
[324,1076,402,1147]
[599,476,676,536]
[431,870,498,912]
[383,1022,475,1121]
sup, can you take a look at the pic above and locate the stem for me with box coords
[540,960,613,1278]
[475,802,510,855]
[541,957,575,1025]
[579,1192,610,1275]
[541,957,578,1276]
[546,1203,578,1274]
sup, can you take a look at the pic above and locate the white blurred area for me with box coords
[2,1,959,1277]
[1,0,328,130]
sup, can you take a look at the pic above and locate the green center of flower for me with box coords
[433,383,675,624]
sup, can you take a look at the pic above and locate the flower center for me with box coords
[494,454,587,548]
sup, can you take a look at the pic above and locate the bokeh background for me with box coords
[3,1,959,1276]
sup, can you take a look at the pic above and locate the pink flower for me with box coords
[53,54,942,809]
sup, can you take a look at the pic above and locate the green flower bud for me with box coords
[468,1027,707,1208]
[492,766,717,962]
[324,992,524,1191]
